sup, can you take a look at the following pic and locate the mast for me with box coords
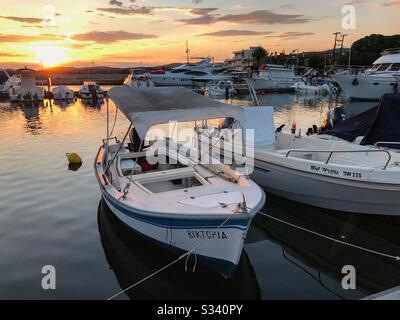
[185,41,190,64]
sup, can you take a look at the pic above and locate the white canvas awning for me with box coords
[107,86,275,145]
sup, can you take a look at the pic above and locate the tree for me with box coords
[351,34,400,65]
[305,54,324,69]
[252,47,268,70]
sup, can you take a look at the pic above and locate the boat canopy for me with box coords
[108,86,275,146]
[373,53,400,65]
[320,93,400,149]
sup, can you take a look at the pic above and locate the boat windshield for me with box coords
[377,63,391,71]
[389,63,400,71]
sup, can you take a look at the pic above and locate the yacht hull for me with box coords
[247,78,296,91]
[252,160,400,216]
[101,190,259,278]
[334,73,398,100]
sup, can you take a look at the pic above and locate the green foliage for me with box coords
[351,34,400,65]
[252,47,268,69]
[305,54,324,69]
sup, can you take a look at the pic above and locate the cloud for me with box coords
[197,29,273,37]
[0,33,65,43]
[71,30,158,43]
[0,52,25,57]
[96,6,154,15]
[0,15,42,24]
[379,0,400,7]
[109,0,123,6]
[177,9,310,25]
[216,10,310,24]
[269,32,315,40]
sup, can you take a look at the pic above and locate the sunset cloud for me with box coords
[71,31,158,43]
[197,30,273,37]
[0,33,65,43]
[177,9,310,25]
[0,16,42,24]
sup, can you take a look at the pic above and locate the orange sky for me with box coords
[0,0,399,68]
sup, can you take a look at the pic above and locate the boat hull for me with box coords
[334,73,398,100]
[252,160,400,216]
[247,78,296,92]
[101,189,259,278]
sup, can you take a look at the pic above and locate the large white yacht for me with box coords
[149,57,224,88]
[334,48,400,100]
[9,67,44,102]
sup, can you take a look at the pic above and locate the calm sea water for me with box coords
[0,92,398,300]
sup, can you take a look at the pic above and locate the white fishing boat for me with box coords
[149,57,223,88]
[94,86,266,277]
[247,64,298,91]
[123,72,155,88]
[52,85,75,100]
[205,80,237,98]
[334,48,400,100]
[79,81,104,100]
[198,101,400,216]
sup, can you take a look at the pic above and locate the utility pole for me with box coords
[332,32,341,65]
[339,33,348,59]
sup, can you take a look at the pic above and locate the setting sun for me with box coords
[29,44,70,68]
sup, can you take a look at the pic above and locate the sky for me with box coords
[0,0,399,68]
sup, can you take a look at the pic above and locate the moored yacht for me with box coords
[0,69,20,97]
[247,64,298,92]
[123,72,155,88]
[149,57,224,88]
[334,48,400,100]
[94,86,266,277]
[79,81,104,100]
[9,67,45,102]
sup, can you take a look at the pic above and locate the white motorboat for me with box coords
[79,81,104,100]
[0,69,20,97]
[149,57,223,88]
[94,86,266,277]
[247,64,298,91]
[291,81,332,95]
[123,72,155,88]
[52,85,75,100]
[205,80,237,98]
[198,100,400,216]
[9,67,45,102]
[334,48,400,100]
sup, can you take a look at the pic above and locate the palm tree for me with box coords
[252,47,268,70]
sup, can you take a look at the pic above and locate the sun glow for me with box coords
[29,44,70,68]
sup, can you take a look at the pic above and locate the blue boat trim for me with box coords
[102,198,238,278]
[103,191,249,231]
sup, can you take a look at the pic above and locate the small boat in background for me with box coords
[0,69,20,97]
[52,85,75,100]
[205,80,237,98]
[79,81,104,100]
[9,67,45,102]
[247,64,297,92]
[291,81,332,95]
[123,72,155,88]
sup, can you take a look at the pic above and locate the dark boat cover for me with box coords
[320,93,400,148]
[361,93,400,148]
[321,105,378,142]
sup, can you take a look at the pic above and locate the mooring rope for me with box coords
[106,205,245,300]
[257,211,400,262]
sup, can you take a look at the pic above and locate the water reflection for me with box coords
[254,194,400,299]
[98,199,261,300]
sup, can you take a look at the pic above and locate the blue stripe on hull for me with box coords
[102,191,249,231]
[102,197,239,278]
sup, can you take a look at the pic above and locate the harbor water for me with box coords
[0,92,398,300]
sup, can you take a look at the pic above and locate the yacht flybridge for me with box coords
[148,57,224,88]
[94,86,265,277]
[334,48,400,100]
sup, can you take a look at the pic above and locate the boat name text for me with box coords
[187,230,228,240]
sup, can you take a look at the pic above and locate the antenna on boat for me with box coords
[185,41,190,64]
